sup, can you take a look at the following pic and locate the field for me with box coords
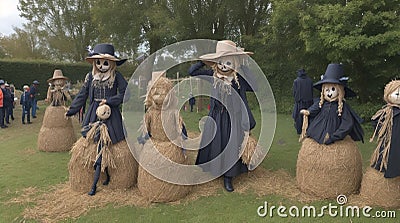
[0,101,398,223]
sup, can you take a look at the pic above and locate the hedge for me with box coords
[0,59,136,100]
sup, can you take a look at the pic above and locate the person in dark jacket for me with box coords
[3,83,13,124]
[300,63,364,144]
[66,43,129,196]
[6,84,15,122]
[30,80,39,118]
[292,69,313,134]
[20,85,32,124]
[188,40,257,192]
[188,93,196,112]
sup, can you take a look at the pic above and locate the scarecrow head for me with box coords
[85,43,127,79]
[47,69,68,87]
[146,76,176,110]
[314,63,356,116]
[199,40,252,85]
[96,104,111,120]
[384,80,400,105]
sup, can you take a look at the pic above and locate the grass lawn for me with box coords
[0,102,398,223]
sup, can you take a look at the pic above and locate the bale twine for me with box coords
[69,137,138,192]
[296,137,362,199]
[38,106,76,152]
[137,140,191,202]
[359,167,400,208]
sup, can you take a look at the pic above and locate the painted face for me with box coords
[95,58,111,73]
[323,84,339,102]
[388,87,400,105]
[53,79,65,87]
[216,56,235,76]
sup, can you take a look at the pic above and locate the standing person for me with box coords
[7,84,15,121]
[0,80,6,128]
[4,83,13,124]
[188,93,196,112]
[188,40,256,192]
[30,80,39,118]
[66,43,132,196]
[20,85,32,124]
[292,68,314,134]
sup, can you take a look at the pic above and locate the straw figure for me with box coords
[136,75,191,202]
[296,63,364,199]
[37,69,75,152]
[66,43,137,196]
[359,80,400,208]
[188,40,259,192]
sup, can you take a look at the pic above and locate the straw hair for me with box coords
[359,167,400,208]
[296,137,362,198]
[370,80,400,171]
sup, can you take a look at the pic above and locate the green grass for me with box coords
[0,103,398,223]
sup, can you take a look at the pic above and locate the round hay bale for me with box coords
[42,106,72,128]
[69,137,138,192]
[37,126,76,152]
[359,167,400,208]
[137,140,191,202]
[296,137,362,199]
[38,106,76,152]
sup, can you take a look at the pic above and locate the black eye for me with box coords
[218,61,222,65]
[96,60,101,65]
[332,87,335,91]
[226,61,231,66]
[104,61,109,66]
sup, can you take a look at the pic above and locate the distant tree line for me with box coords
[0,0,399,103]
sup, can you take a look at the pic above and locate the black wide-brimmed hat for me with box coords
[85,43,127,66]
[314,63,356,98]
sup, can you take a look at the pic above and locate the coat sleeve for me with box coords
[66,73,90,116]
[307,100,321,117]
[106,72,128,107]
[188,61,213,76]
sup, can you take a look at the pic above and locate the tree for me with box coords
[18,0,98,61]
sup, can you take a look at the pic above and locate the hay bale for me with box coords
[359,167,400,208]
[38,126,76,152]
[38,106,76,152]
[69,137,138,192]
[42,106,72,128]
[137,140,191,202]
[296,137,362,199]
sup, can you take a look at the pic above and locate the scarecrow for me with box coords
[136,74,191,202]
[38,69,76,152]
[292,68,314,134]
[46,69,72,106]
[359,80,400,208]
[188,40,257,192]
[66,43,137,196]
[296,63,364,198]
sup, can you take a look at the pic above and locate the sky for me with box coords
[0,0,27,36]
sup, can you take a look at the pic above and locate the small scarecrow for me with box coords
[38,69,75,152]
[296,63,364,198]
[136,74,191,202]
[66,43,137,195]
[46,69,72,106]
[359,80,400,208]
[188,40,258,192]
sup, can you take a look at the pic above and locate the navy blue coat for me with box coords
[66,71,128,144]
[20,91,32,108]
[1,88,12,108]
[371,107,400,178]
[306,100,364,144]
[292,74,314,134]
[189,61,256,177]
